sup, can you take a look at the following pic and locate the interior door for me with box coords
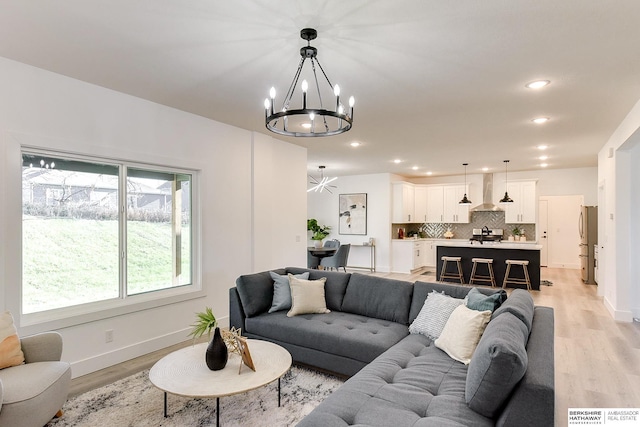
[539,199,548,267]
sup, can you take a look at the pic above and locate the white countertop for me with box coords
[435,240,542,250]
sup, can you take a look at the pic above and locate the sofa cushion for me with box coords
[409,291,465,339]
[287,276,330,317]
[465,311,529,418]
[491,289,535,332]
[235,269,286,317]
[298,333,493,427]
[245,311,408,364]
[466,287,507,312]
[435,305,491,365]
[410,281,500,324]
[286,267,350,311]
[268,271,309,313]
[341,273,413,325]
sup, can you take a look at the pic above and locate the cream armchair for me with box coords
[0,332,71,427]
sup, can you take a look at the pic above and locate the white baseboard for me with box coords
[603,297,634,323]
[71,315,229,378]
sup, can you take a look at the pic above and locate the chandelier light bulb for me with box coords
[301,80,308,93]
[309,113,315,121]
[50,162,55,168]
[264,98,270,110]
[338,105,344,114]
[40,159,45,166]
[269,87,276,99]
[334,84,340,97]
[349,96,355,107]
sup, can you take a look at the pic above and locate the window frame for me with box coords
[17,148,203,335]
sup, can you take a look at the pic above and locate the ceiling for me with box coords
[1,1,639,178]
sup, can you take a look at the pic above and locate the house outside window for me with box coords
[21,151,195,315]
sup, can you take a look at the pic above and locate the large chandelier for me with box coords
[264,28,354,137]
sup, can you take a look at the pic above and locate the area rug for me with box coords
[46,366,343,427]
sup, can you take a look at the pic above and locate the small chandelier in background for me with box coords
[264,28,354,137]
[459,163,472,204]
[307,166,337,193]
[499,160,514,203]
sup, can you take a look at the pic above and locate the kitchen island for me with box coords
[436,241,542,290]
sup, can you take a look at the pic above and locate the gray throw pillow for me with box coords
[465,311,529,417]
[268,271,309,313]
[466,287,507,312]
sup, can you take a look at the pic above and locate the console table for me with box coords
[346,244,376,272]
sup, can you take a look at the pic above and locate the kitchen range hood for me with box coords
[470,174,504,212]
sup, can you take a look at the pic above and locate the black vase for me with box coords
[205,327,228,371]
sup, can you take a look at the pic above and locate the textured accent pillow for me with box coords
[268,271,309,313]
[434,305,491,365]
[287,275,330,317]
[408,291,465,339]
[466,287,507,312]
[0,311,25,369]
[466,311,529,417]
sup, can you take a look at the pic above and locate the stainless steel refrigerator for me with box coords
[579,206,598,284]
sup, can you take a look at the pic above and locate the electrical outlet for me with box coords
[105,329,114,343]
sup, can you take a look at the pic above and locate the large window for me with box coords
[21,151,194,315]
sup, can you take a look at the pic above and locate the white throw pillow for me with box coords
[287,275,330,317]
[409,291,465,339]
[435,305,492,365]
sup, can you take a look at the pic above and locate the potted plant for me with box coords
[511,226,521,241]
[307,218,331,248]
[189,307,228,370]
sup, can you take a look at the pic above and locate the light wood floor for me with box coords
[70,267,640,426]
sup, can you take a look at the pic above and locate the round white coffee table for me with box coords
[149,339,292,426]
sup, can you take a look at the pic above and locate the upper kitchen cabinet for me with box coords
[504,181,537,223]
[425,186,444,222]
[414,186,428,223]
[426,185,469,223]
[392,182,416,223]
[443,185,470,223]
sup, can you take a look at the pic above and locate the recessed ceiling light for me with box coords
[537,144,548,150]
[412,166,419,170]
[393,159,402,164]
[532,117,550,124]
[526,80,550,89]
[540,163,548,168]
[539,155,548,160]
[482,167,489,172]
[426,171,433,176]
[350,142,360,147]
[301,123,312,129]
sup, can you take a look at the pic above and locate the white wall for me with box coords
[307,173,393,272]
[598,97,640,322]
[0,57,306,376]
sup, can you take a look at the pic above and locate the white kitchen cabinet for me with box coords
[392,239,427,273]
[426,186,444,222]
[423,239,437,267]
[443,185,470,223]
[504,181,536,223]
[392,182,416,223]
[425,185,470,223]
[414,186,428,223]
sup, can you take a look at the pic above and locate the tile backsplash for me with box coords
[394,211,536,240]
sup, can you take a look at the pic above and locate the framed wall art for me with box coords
[339,193,367,235]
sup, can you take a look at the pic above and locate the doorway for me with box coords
[538,199,548,267]
[539,195,584,269]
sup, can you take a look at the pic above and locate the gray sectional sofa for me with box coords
[229,267,554,426]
